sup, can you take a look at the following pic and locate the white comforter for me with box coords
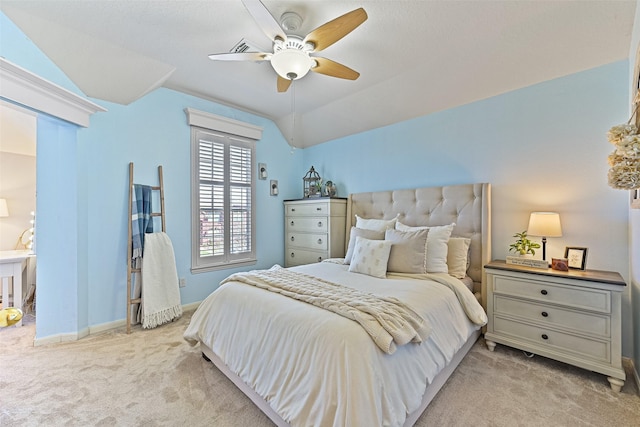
[184,261,486,427]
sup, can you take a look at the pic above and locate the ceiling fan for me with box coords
[208,0,368,93]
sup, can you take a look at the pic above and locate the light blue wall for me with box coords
[304,61,634,356]
[35,115,83,337]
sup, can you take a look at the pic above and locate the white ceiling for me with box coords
[1,1,636,147]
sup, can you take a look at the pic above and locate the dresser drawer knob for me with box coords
[291,208,296,212]
[290,252,295,258]
[317,238,323,244]
[317,221,323,227]
[291,221,295,226]
[540,290,548,295]
[318,257,322,262]
[541,334,549,340]
[291,236,295,241]
[541,312,548,317]
[316,207,322,211]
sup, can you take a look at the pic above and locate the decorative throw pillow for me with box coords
[447,237,471,279]
[348,236,393,278]
[355,214,399,232]
[395,222,456,273]
[384,228,429,274]
[344,227,385,264]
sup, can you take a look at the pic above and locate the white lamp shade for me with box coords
[527,212,562,237]
[0,198,8,217]
[271,49,313,80]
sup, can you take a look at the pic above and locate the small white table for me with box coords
[0,250,33,327]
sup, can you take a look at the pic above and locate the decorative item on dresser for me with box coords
[564,246,588,270]
[284,197,347,267]
[302,166,322,198]
[484,260,626,391]
[508,230,540,256]
[324,180,336,197]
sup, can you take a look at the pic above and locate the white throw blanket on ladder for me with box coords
[140,232,182,329]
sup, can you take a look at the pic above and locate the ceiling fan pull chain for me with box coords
[290,81,296,154]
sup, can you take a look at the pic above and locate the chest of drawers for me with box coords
[484,260,626,391]
[284,198,347,267]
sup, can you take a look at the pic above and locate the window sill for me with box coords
[191,258,257,274]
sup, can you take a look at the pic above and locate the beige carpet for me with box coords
[1,310,638,427]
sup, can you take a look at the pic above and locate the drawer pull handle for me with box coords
[316,207,322,211]
[317,238,323,244]
[291,236,295,241]
[541,312,548,317]
[290,252,295,258]
[318,257,322,262]
[291,221,295,226]
[541,290,548,295]
[541,334,549,340]
[291,208,296,212]
[317,221,323,227]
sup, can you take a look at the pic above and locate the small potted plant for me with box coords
[508,231,541,257]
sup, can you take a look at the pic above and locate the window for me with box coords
[186,108,262,272]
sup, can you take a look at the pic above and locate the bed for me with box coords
[184,183,491,426]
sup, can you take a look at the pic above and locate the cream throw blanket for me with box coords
[221,265,430,354]
[140,232,183,329]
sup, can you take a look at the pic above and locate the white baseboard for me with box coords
[89,319,126,335]
[182,301,201,311]
[34,326,89,347]
[33,301,202,346]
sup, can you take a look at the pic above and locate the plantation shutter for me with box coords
[192,127,256,271]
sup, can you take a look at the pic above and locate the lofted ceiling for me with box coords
[0,1,636,147]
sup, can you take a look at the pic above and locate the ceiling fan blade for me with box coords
[208,52,271,61]
[241,0,286,42]
[277,76,292,93]
[303,8,367,52]
[311,57,360,80]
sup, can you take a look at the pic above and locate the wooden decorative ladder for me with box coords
[126,162,166,334]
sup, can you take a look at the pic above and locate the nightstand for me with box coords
[484,260,626,391]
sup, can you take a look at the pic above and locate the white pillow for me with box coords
[395,222,455,273]
[348,236,393,278]
[355,214,398,232]
[447,237,471,279]
[344,227,385,264]
[384,228,429,274]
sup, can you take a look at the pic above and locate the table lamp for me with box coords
[527,212,562,264]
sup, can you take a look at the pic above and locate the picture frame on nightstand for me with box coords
[564,246,588,270]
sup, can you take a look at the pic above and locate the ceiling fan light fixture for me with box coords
[271,49,313,80]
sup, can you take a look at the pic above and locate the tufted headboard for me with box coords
[345,183,491,307]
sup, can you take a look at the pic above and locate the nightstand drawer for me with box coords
[493,317,610,362]
[493,276,610,313]
[287,232,328,250]
[286,203,329,216]
[493,296,610,337]
[287,217,328,233]
[285,248,327,267]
